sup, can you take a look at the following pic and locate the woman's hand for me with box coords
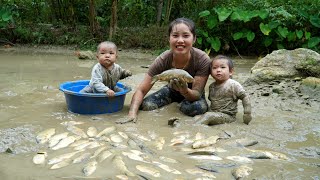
[169,78,188,95]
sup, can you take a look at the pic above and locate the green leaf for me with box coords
[197,37,202,44]
[305,31,311,40]
[263,37,273,47]
[207,15,218,29]
[215,7,232,22]
[230,11,241,21]
[1,11,12,21]
[310,15,320,28]
[287,31,296,42]
[277,44,285,49]
[199,10,210,18]
[296,30,303,39]
[268,21,280,29]
[277,26,289,38]
[233,32,243,40]
[258,9,269,19]
[308,37,320,48]
[201,31,209,38]
[246,31,255,42]
[210,37,221,52]
[259,23,271,35]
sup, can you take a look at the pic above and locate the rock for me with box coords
[299,77,320,98]
[244,48,320,85]
[75,50,95,60]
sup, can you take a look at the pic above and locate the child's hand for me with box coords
[106,89,115,97]
[243,113,252,125]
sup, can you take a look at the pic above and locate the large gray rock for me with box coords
[245,48,320,85]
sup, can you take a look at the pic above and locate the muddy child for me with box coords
[80,41,132,97]
[194,55,252,125]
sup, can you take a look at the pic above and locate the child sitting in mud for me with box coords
[80,41,132,97]
[194,55,252,125]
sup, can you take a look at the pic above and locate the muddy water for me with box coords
[0,47,319,180]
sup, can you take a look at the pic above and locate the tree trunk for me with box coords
[156,0,164,26]
[164,0,173,25]
[89,0,99,37]
[109,0,118,40]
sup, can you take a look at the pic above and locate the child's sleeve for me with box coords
[91,67,109,93]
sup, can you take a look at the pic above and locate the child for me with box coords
[80,41,132,97]
[194,55,252,125]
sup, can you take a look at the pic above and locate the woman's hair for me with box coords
[211,55,234,70]
[97,41,117,53]
[168,18,196,37]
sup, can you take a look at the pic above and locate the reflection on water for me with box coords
[0,48,319,179]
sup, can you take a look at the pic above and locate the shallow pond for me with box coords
[0,46,319,180]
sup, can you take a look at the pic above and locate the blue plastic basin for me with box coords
[59,80,131,114]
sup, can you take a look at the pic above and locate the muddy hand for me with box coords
[115,116,137,124]
[169,78,187,93]
[243,113,252,125]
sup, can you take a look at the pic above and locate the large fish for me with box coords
[231,165,253,180]
[192,135,220,149]
[36,128,56,144]
[112,155,135,177]
[136,165,161,178]
[83,160,98,176]
[151,69,194,84]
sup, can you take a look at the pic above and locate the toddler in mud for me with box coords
[194,55,252,125]
[80,41,132,97]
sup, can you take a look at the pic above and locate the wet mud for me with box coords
[0,46,319,179]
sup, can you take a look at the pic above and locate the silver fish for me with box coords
[67,125,88,138]
[87,126,98,138]
[50,160,71,169]
[151,69,194,84]
[226,156,253,163]
[91,146,107,159]
[97,150,112,163]
[32,152,47,165]
[152,161,181,174]
[112,155,135,177]
[48,132,69,148]
[48,151,81,165]
[192,135,220,149]
[110,133,123,143]
[136,165,161,177]
[73,152,92,164]
[83,160,98,176]
[96,126,116,138]
[231,165,253,180]
[52,135,79,150]
[36,128,55,144]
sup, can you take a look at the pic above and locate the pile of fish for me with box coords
[32,121,290,179]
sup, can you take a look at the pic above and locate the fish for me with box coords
[74,141,95,151]
[188,155,222,161]
[73,152,92,164]
[159,156,179,164]
[48,132,69,148]
[97,150,112,163]
[154,137,165,150]
[245,149,289,160]
[83,160,98,176]
[91,146,107,159]
[36,128,56,144]
[231,165,253,180]
[226,156,253,163]
[151,69,194,84]
[118,131,129,139]
[136,165,161,177]
[122,152,149,163]
[112,155,135,177]
[67,125,88,138]
[70,139,90,147]
[185,168,216,179]
[196,161,236,170]
[152,161,181,174]
[32,152,47,165]
[50,160,71,169]
[87,126,98,138]
[60,121,84,127]
[48,151,82,165]
[96,126,116,138]
[52,135,79,150]
[110,134,123,143]
[192,135,220,149]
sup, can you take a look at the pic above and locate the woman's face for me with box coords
[169,23,195,56]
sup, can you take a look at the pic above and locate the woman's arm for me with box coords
[128,74,153,121]
[172,75,208,101]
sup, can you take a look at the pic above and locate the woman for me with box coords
[117,18,211,123]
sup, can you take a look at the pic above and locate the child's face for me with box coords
[169,23,195,56]
[211,58,233,84]
[97,44,117,68]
